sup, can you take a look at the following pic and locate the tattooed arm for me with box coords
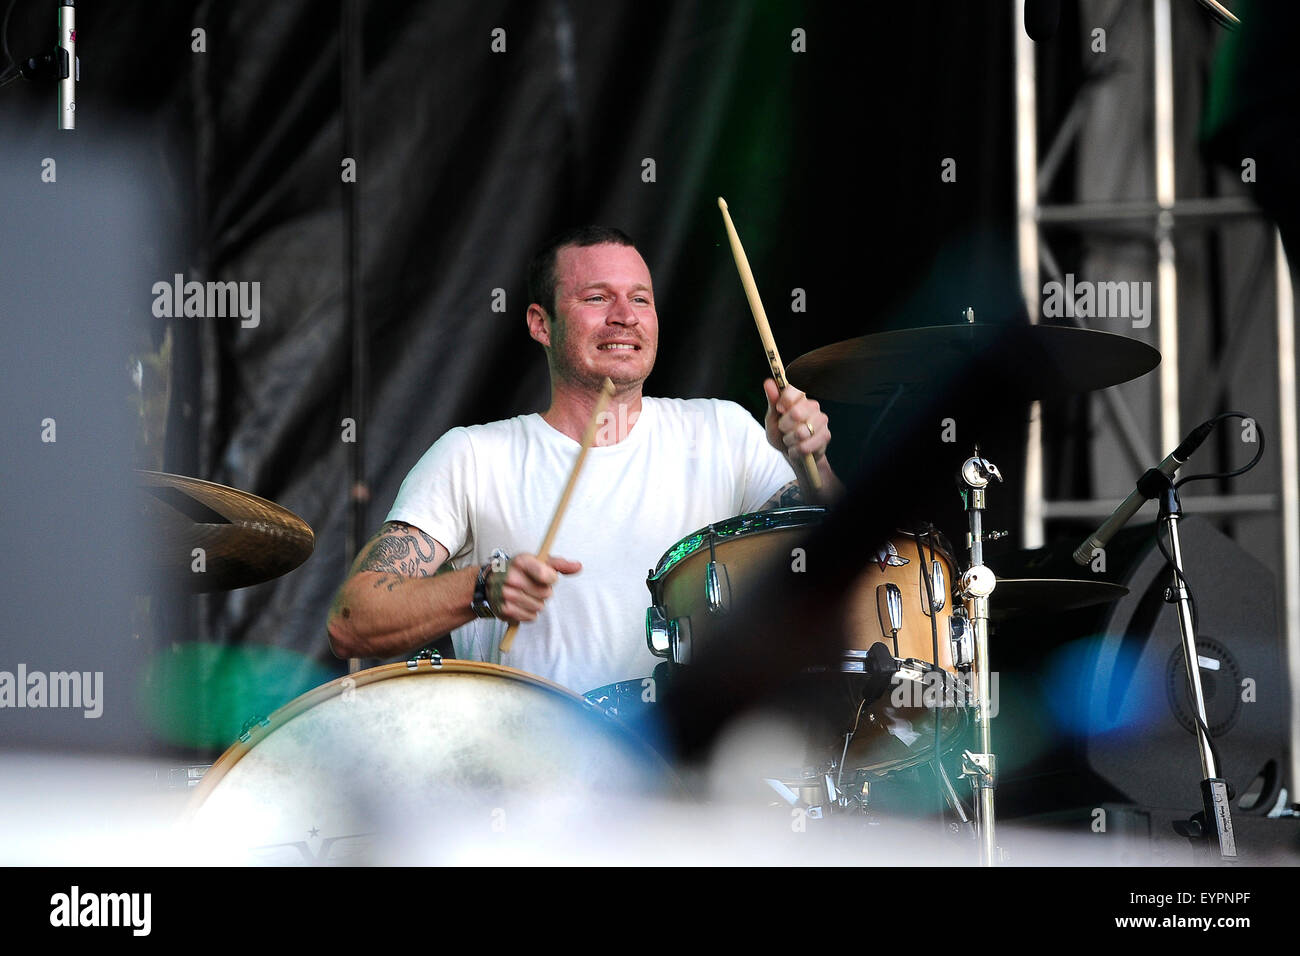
[325,521,471,659]
[326,521,581,660]
[756,480,806,511]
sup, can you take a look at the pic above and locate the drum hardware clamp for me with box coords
[406,648,444,669]
[972,529,1009,549]
[237,714,270,744]
[645,605,678,658]
[960,750,997,788]
[949,611,974,668]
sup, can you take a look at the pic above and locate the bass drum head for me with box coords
[843,684,969,775]
[186,660,677,862]
[779,666,969,779]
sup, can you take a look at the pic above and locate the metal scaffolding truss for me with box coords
[1012,0,1299,792]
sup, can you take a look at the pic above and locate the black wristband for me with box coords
[471,549,510,619]
[471,562,496,619]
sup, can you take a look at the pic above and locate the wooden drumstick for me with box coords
[717,197,822,491]
[499,377,616,653]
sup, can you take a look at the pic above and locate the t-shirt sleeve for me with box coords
[384,426,477,565]
[718,400,798,513]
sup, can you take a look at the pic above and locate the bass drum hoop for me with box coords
[184,658,676,820]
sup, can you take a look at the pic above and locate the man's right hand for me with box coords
[488,553,582,623]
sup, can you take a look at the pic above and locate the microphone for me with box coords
[1072,420,1216,566]
[58,1,75,130]
[1023,0,1061,42]
[1195,0,1241,30]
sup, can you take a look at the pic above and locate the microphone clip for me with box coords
[1135,467,1180,517]
[17,50,73,84]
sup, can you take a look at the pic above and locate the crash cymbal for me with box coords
[989,578,1129,619]
[136,471,314,592]
[787,325,1160,404]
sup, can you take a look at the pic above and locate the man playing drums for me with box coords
[327,226,842,693]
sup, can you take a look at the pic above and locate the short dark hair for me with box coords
[527,225,638,319]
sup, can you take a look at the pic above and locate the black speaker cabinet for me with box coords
[994,517,1289,821]
[1012,803,1300,866]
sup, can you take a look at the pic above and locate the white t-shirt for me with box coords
[385,396,796,693]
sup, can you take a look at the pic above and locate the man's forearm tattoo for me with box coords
[357,523,440,580]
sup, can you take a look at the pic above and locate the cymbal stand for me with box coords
[958,449,1002,866]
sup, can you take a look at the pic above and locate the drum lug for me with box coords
[929,559,947,612]
[705,559,731,615]
[406,648,443,670]
[877,583,903,639]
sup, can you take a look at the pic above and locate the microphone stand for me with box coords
[1144,469,1238,861]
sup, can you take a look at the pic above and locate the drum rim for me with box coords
[646,506,828,585]
[182,659,616,819]
[646,511,958,587]
[848,699,971,775]
[889,526,959,569]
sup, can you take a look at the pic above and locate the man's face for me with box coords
[535,243,659,390]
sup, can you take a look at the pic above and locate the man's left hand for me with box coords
[763,378,830,463]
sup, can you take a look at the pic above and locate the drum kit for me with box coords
[153,316,1176,866]
[623,324,1148,864]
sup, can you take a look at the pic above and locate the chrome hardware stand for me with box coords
[958,450,1002,866]
[1146,472,1238,860]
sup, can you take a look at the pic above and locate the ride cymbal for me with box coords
[988,578,1129,620]
[787,325,1159,404]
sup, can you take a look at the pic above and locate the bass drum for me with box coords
[186,658,677,863]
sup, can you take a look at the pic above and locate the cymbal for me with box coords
[989,578,1129,619]
[136,471,315,592]
[787,325,1160,404]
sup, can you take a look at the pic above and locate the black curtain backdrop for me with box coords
[190,1,1024,685]
[4,1,1025,755]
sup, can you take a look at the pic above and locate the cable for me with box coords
[1174,411,1265,488]
[836,697,867,796]
[1151,412,1264,788]
[0,0,21,88]
[915,529,952,828]
[1,0,19,67]
[1154,521,1227,781]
